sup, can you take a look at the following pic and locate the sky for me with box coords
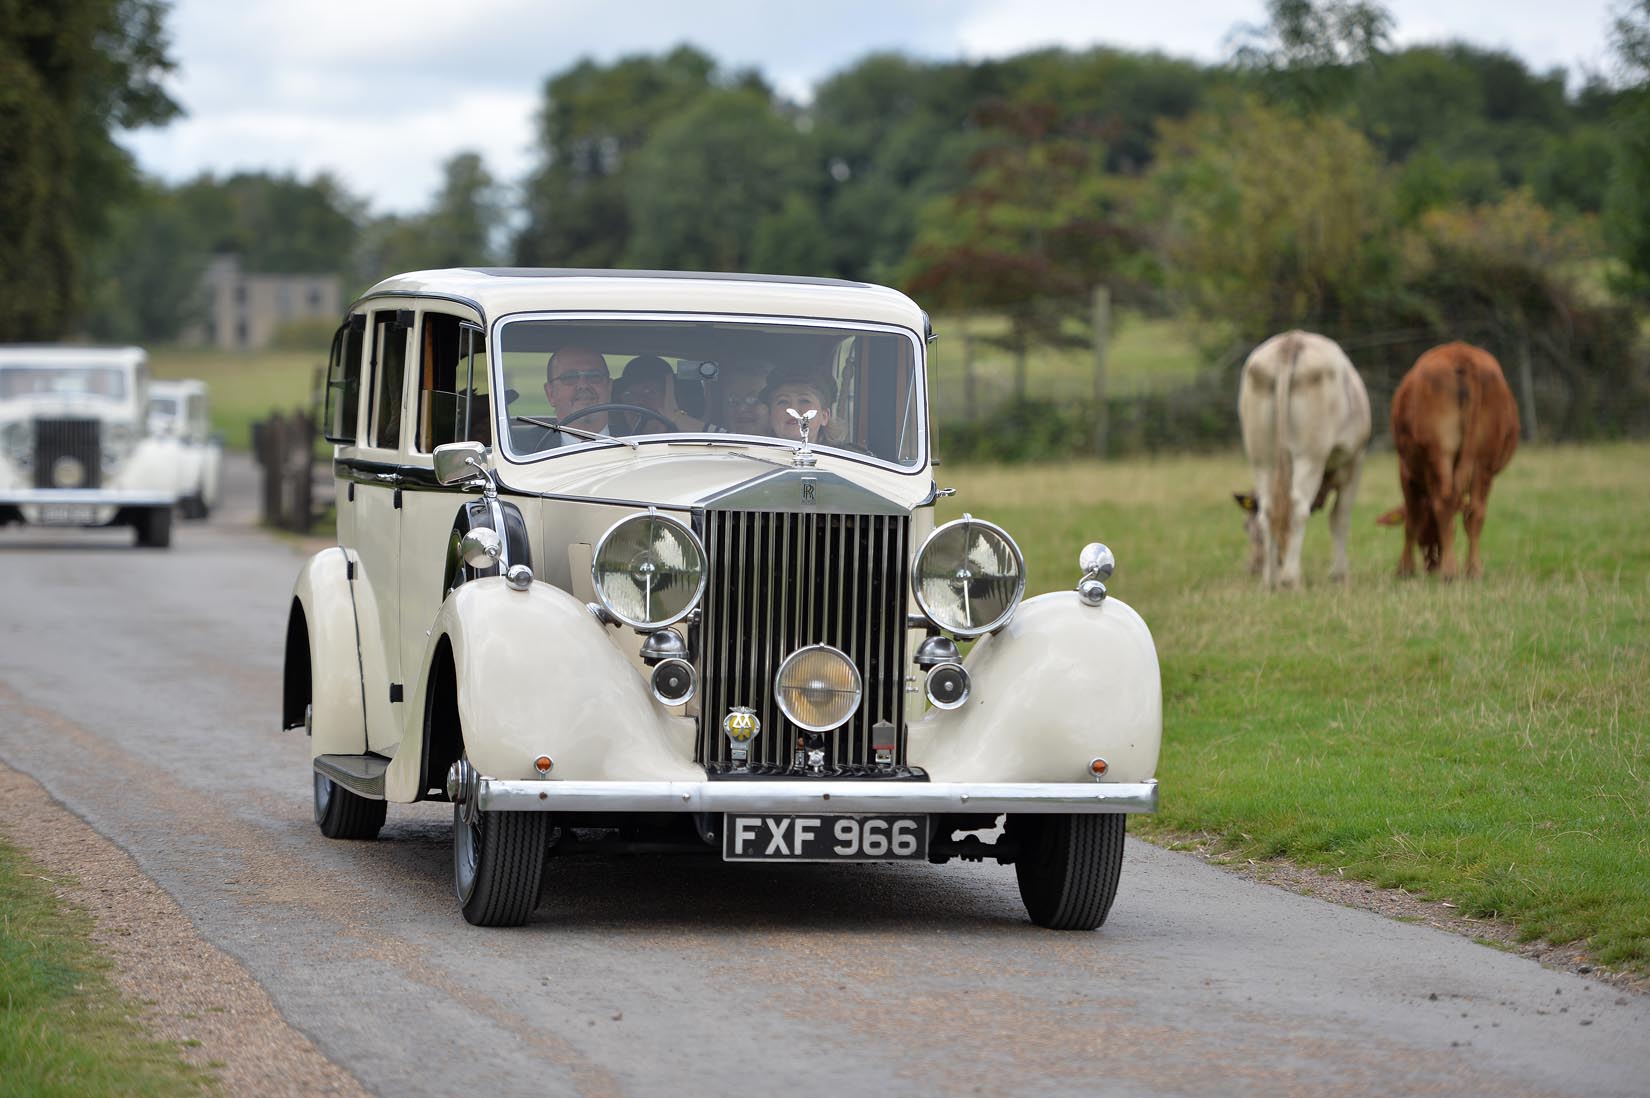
[120,0,1623,217]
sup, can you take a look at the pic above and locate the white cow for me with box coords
[1234,331,1371,590]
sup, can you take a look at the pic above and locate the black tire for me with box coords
[454,806,549,927]
[134,505,172,548]
[313,771,386,839]
[1009,813,1126,931]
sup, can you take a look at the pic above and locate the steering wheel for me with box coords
[559,402,680,435]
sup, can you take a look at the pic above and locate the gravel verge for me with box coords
[0,761,370,1098]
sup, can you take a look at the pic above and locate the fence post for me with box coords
[1091,285,1111,457]
[1516,340,1538,442]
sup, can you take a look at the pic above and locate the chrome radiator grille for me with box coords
[33,419,101,489]
[695,510,911,773]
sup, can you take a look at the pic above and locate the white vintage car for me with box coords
[148,378,223,520]
[285,269,1161,929]
[0,345,181,547]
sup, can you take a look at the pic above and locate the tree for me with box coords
[514,46,734,268]
[903,100,1140,395]
[173,171,363,277]
[357,152,504,282]
[622,88,813,271]
[1605,0,1650,296]
[80,180,209,341]
[1228,0,1393,109]
[0,0,179,340]
[1145,96,1396,341]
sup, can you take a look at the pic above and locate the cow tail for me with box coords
[1453,356,1475,500]
[1269,334,1299,554]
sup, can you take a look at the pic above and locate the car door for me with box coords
[352,306,414,754]
[399,306,490,694]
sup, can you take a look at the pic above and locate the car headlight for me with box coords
[1,420,31,461]
[775,645,863,732]
[591,511,707,630]
[912,514,1026,636]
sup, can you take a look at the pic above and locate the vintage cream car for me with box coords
[284,269,1161,929]
[148,379,223,519]
[0,345,181,547]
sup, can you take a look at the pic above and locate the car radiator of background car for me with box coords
[33,418,102,489]
[694,509,914,777]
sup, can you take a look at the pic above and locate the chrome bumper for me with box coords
[1,488,175,506]
[475,778,1158,815]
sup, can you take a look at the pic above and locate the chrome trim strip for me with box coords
[476,778,1158,815]
[0,488,176,505]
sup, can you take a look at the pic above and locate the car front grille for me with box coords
[695,509,912,774]
[33,418,101,489]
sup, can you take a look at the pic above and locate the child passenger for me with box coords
[763,366,836,443]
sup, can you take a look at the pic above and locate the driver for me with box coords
[543,346,613,432]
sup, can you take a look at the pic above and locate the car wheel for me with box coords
[1009,813,1125,931]
[134,505,172,548]
[313,770,386,839]
[454,804,549,927]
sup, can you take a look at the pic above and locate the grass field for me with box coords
[927,312,1209,420]
[0,840,212,1096]
[148,346,326,452]
[938,441,1650,969]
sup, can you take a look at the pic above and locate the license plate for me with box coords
[722,814,928,862]
[38,504,99,525]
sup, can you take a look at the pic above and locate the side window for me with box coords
[415,313,488,450]
[370,309,411,450]
[323,315,365,444]
[462,324,490,445]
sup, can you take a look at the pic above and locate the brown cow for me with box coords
[1389,342,1519,580]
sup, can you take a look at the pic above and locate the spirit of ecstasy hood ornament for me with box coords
[786,407,818,468]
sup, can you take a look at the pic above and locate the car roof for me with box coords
[150,378,207,397]
[352,268,928,334]
[0,345,147,370]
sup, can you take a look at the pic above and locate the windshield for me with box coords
[149,395,182,422]
[0,365,128,402]
[495,317,924,469]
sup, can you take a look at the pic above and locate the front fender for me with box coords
[908,591,1161,784]
[114,437,184,497]
[386,578,699,801]
[290,547,367,757]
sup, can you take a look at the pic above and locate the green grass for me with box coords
[938,441,1650,968]
[928,312,1207,420]
[148,346,326,452]
[0,840,214,1096]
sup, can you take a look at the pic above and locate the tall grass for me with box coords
[940,442,1650,967]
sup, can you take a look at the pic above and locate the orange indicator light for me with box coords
[534,755,554,774]
[1089,757,1109,777]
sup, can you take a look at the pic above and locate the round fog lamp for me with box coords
[924,663,970,710]
[774,645,862,732]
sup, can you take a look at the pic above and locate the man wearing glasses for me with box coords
[543,346,613,434]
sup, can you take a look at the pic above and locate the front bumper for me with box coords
[475,778,1158,815]
[0,488,176,506]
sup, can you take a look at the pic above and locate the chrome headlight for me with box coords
[103,422,136,468]
[1,420,31,461]
[912,514,1025,636]
[591,512,707,630]
[775,645,863,732]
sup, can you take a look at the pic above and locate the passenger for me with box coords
[611,355,674,434]
[764,366,836,443]
[719,360,772,436]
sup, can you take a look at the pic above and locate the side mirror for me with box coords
[434,441,489,486]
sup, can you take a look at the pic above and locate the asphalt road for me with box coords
[1,455,1646,1098]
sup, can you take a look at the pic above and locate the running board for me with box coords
[315,753,391,799]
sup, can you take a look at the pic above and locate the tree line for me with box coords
[5,0,1649,439]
